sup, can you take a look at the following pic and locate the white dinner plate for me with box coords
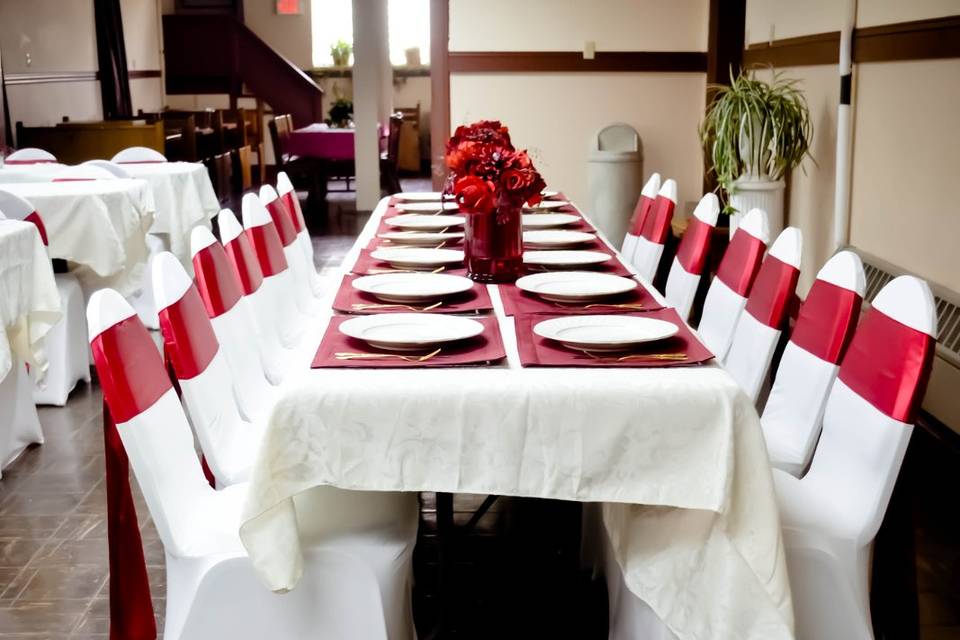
[395,201,460,212]
[340,313,484,352]
[521,213,580,229]
[533,315,679,352]
[523,229,595,248]
[515,271,637,303]
[378,231,465,246]
[524,200,570,211]
[385,214,466,231]
[393,192,451,202]
[541,190,560,198]
[370,247,465,270]
[352,272,474,303]
[523,250,612,268]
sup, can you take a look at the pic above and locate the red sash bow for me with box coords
[157,287,220,380]
[716,230,765,297]
[675,216,713,275]
[744,255,800,329]
[245,224,289,278]
[193,244,243,318]
[790,280,861,363]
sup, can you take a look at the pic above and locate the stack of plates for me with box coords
[523,250,611,269]
[524,200,570,211]
[395,202,459,213]
[533,315,679,353]
[340,314,484,352]
[521,213,580,229]
[385,214,466,230]
[371,247,464,270]
[523,230,595,249]
[379,230,465,246]
[515,271,637,303]
[541,190,560,199]
[352,272,474,303]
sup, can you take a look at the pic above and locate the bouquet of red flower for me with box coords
[445,120,546,213]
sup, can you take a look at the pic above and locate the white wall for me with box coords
[243,0,313,69]
[123,0,165,114]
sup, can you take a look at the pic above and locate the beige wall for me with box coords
[123,0,165,115]
[243,0,313,69]
[745,0,845,45]
[856,0,958,27]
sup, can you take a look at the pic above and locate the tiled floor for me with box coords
[1,180,958,638]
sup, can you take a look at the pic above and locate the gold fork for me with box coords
[582,351,687,362]
[335,348,442,362]
[351,301,443,312]
[367,266,446,274]
[554,302,645,311]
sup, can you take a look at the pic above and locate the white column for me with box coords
[352,0,392,210]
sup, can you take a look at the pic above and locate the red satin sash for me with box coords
[716,230,765,297]
[838,308,934,423]
[245,223,289,278]
[5,158,57,165]
[157,287,220,380]
[52,177,96,182]
[116,160,165,164]
[627,194,655,236]
[675,216,714,275]
[790,280,861,363]
[24,211,49,246]
[264,198,298,247]
[280,190,305,233]
[744,255,800,329]
[192,243,243,318]
[640,196,675,244]
[223,235,265,295]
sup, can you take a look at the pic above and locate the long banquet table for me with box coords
[239,196,795,639]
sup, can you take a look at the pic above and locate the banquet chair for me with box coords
[697,208,769,360]
[5,147,57,165]
[276,170,315,257]
[0,191,89,406]
[621,173,660,260]
[51,165,118,182]
[259,185,325,301]
[82,159,133,179]
[663,193,720,320]
[87,288,416,640]
[112,146,168,163]
[724,226,803,403]
[153,251,263,485]
[0,359,43,473]
[774,275,936,640]
[629,178,677,283]
[191,225,287,392]
[761,251,864,477]
[219,209,306,351]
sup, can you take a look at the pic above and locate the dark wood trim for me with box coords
[707,0,746,84]
[128,69,163,79]
[0,48,10,149]
[448,51,707,73]
[743,31,841,67]
[854,15,960,63]
[429,0,450,191]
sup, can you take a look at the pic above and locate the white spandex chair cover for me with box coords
[724,227,803,402]
[621,172,661,261]
[82,159,133,179]
[87,289,417,640]
[111,146,168,164]
[51,165,118,182]
[239,195,311,346]
[0,358,43,471]
[259,185,325,301]
[5,148,57,165]
[697,208,769,360]
[774,275,936,640]
[663,193,720,320]
[0,191,89,406]
[153,251,263,486]
[191,226,285,395]
[761,251,864,477]
[629,178,677,283]
[276,171,315,267]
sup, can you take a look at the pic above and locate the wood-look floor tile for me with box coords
[16,565,107,602]
[0,600,87,635]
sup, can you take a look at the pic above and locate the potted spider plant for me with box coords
[330,39,352,67]
[700,69,813,237]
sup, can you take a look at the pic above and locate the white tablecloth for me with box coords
[0,180,155,296]
[0,220,61,380]
[239,197,795,640]
[0,163,66,184]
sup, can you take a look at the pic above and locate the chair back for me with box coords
[761,250,864,475]
[269,114,293,164]
[112,146,167,164]
[621,173,660,257]
[259,185,298,248]
[664,193,719,319]
[51,165,118,182]
[629,178,676,282]
[153,252,251,484]
[386,112,404,166]
[697,207,769,359]
[803,275,936,544]
[724,227,802,401]
[83,159,132,178]
[6,147,58,165]
[0,189,48,245]
[87,288,215,555]
[277,171,314,263]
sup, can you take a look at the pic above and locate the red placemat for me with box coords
[350,248,469,277]
[332,274,492,315]
[498,280,663,316]
[312,315,506,368]
[522,253,633,278]
[514,308,714,367]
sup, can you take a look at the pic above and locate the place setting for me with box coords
[351,246,468,276]
[332,271,493,314]
[499,270,662,315]
[513,308,714,368]
[522,250,635,277]
[390,191,454,203]
[311,313,507,368]
[523,229,602,250]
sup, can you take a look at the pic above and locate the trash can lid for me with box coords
[590,123,642,161]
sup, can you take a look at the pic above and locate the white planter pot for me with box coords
[728,177,786,239]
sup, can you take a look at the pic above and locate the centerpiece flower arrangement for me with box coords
[445,120,546,282]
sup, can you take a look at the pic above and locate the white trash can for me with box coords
[587,124,643,243]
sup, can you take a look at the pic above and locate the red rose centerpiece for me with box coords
[445,121,546,282]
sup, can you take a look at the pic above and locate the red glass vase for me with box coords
[463,204,523,283]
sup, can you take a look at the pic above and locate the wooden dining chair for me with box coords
[269,113,326,217]
[380,112,404,195]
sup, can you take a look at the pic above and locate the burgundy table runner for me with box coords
[498,280,663,316]
[312,315,506,368]
[514,308,715,368]
[350,248,469,277]
[332,274,493,315]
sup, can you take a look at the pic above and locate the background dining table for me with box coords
[238,196,796,640]
[285,123,356,160]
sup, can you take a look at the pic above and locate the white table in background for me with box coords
[239,197,795,640]
[0,163,66,184]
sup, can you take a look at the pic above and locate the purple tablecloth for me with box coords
[286,125,355,160]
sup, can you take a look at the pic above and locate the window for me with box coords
[311,0,430,68]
